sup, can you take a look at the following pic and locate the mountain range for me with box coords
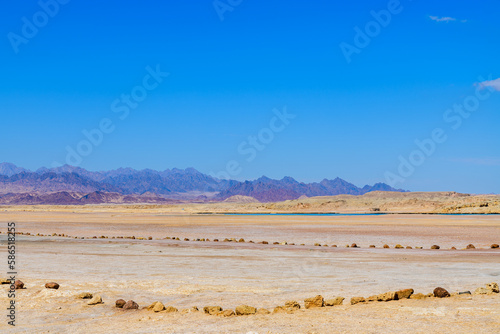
[0,162,407,205]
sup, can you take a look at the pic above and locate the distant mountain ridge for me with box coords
[0,162,407,204]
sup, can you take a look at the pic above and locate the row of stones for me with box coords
[11,231,500,250]
[7,279,498,317]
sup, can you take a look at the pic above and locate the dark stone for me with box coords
[116,299,126,308]
[45,282,60,289]
[433,287,450,298]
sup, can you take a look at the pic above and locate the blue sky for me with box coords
[1,0,499,193]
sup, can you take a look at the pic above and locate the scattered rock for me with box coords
[491,244,499,249]
[273,306,286,313]
[153,302,165,312]
[395,244,403,249]
[351,297,366,305]
[1,278,11,284]
[369,245,376,248]
[396,289,414,299]
[406,246,412,249]
[204,306,223,315]
[220,310,235,317]
[410,293,426,300]
[45,282,59,289]
[261,241,268,244]
[78,292,93,299]
[235,305,257,315]
[377,291,397,302]
[451,247,456,250]
[88,294,103,305]
[475,283,499,295]
[324,297,344,306]
[14,280,24,289]
[351,243,358,248]
[487,282,499,293]
[279,241,288,245]
[256,308,270,315]
[116,299,126,308]
[433,287,450,298]
[383,244,389,248]
[238,238,245,243]
[123,300,139,309]
[458,291,471,295]
[466,244,475,249]
[284,301,301,310]
[304,295,324,308]
[165,306,178,313]
[431,245,440,249]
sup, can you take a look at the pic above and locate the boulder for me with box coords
[78,292,93,299]
[1,278,11,284]
[396,289,414,299]
[383,244,389,248]
[284,301,300,310]
[238,238,245,243]
[433,287,450,298]
[88,294,103,305]
[410,293,426,299]
[324,297,344,306]
[256,308,270,315]
[204,306,223,315]
[235,305,257,315]
[273,306,286,313]
[153,302,165,312]
[123,300,139,309]
[377,291,397,302]
[45,282,60,289]
[350,297,366,305]
[466,244,475,249]
[395,244,403,249]
[116,299,126,308]
[491,244,499,249]
[431,245,440,249]
[351,243,358,248]
[474,283,499,295]
[147,302,160,311]
[14,280,24,289]
[487,282,499,293]
[165,306,178,313]
[304,295,324,309]
[369,245,376,248]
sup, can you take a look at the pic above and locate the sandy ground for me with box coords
[0,208,499,333]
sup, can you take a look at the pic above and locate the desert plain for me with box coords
[1,192,500,333]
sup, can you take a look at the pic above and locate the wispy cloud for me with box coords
[429,16,466,23]
[477,77,500,91]
[445,158,500,166]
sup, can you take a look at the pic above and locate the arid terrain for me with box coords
[1,194,500,333]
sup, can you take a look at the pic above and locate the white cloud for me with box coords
[478,78,500,91]
[429,16,460,23]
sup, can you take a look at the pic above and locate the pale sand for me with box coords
[0,208,499,333]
